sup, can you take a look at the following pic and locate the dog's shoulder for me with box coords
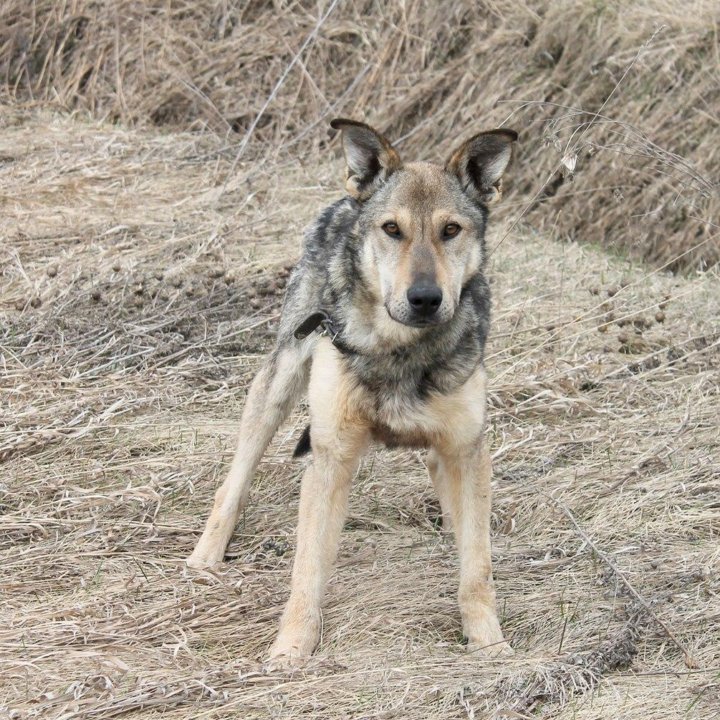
[276,196,359,345]
[303,196,359,256]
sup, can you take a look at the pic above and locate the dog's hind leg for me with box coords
[187,344,310,569]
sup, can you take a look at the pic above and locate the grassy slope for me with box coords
[2,0,718,271]
[1,112,719,719]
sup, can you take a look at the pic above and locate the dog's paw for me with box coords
[267,621,320,670]
[464,612,513,658]
[265,649,312,672]
[266,640,315,672]
[185,547,224,569]
[467,638,514,658]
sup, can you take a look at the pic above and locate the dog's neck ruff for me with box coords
[293,310,357,356]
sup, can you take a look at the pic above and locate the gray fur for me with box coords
[276,174,493,439]
[188,123,518,656]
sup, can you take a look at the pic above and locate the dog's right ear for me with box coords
[330,119,402,201]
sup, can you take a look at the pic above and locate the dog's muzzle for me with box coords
[406,280,443,323]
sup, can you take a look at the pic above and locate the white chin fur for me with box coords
[343,303,421,353]
[374,304,423,342]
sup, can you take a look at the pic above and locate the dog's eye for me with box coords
[382,221,401,238]
[443,223,461,239]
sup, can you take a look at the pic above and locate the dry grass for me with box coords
[1,0,718,270]
[2,107,719,719]
[1,3,719,715]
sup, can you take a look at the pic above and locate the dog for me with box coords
[187,118,518,663]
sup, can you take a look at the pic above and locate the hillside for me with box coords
[1,109,718,719]
[2,1,720,717]
[1,0,718,269]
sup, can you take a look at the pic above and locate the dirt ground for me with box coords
[1,111,719,719]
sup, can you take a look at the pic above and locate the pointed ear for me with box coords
[446,129,518,205]
[330,118,402,201]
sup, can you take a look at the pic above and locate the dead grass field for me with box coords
[1,8,720,718]
[1,107,719,719]
[2,0,719,271]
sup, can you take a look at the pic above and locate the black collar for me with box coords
[294,310,357,356]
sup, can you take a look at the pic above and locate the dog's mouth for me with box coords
[384,305,447,329]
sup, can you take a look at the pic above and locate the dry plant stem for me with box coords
[495,616,645,715]
[490,26,675,259]
[550,496,698,669]
[220,0,341,196]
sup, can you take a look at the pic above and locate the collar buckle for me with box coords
[294,310,354,356]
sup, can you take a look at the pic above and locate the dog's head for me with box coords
[331,119,517,328]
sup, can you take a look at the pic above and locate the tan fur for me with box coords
[429,444,509,654]
[187,346,311,569]
[368,163,484,327]
[267,341,510,663]
[188,120,517,665]
[270,339,370,661]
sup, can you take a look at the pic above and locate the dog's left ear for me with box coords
[446,129,518,205]
[330,118,402,201]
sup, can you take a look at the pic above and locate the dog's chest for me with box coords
[368,395,439,448]
[350,356,475,447]
[351,347,473,402]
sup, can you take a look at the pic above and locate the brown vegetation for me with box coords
[1,0,718,269]
[1,2,719,718]
[2,106,719,719]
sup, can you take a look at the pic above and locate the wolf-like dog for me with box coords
[187,119,518,663]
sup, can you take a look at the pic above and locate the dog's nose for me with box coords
[407,283,443,317]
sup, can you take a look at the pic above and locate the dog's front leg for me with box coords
[187,346,310,569]
[268,429,366,664]
[432,443,512,656]
[269,339,368,664]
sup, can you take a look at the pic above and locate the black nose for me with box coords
[407,283,443,317]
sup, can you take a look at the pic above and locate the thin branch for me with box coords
[550,497,698,669]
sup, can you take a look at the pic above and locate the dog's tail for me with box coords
[293,424,312,458]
